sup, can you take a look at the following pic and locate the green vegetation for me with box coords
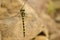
[48,1,55,14]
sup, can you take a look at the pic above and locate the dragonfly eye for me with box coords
[20,9,25,17]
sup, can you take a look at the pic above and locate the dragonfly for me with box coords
[20,9,25,37]
[20,0,28,37]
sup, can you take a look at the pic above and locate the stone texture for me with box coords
[0,0,58,40]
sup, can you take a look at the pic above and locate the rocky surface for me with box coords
[0,0,59,40]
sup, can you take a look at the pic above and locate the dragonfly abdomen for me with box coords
[20,9,25,37]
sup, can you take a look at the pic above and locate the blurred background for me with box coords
[47,0,60,40]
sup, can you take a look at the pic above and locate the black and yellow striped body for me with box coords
[20,9,25,37]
